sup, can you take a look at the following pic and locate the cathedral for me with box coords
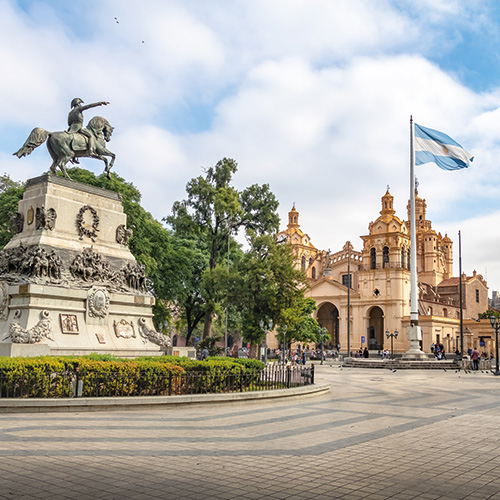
[277,189,490,356]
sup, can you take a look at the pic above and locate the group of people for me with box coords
[376,349,392,359]
[431,343,447,360]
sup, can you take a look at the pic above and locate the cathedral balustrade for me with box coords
[359,261,409,271]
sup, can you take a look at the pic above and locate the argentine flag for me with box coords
[414,123,473,171]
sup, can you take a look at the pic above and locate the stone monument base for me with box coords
[0,283,165,358]
[0,343,50,358]
[0,174,169,358]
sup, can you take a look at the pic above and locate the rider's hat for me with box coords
[71,98,84,108]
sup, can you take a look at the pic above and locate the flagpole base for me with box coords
[402,324,428,361]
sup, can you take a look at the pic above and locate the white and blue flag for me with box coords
[414,123,473,171]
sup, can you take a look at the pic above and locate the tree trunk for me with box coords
[249,344,259,359]
[202,309,212,339]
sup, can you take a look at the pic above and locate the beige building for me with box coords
[277,190,490,356]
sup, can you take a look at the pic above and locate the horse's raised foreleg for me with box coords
[96,147,115,179]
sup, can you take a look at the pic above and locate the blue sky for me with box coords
[2,0,500,296]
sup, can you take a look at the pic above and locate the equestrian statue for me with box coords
[13,98,115,179]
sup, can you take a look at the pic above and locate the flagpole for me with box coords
[410,116,418,324]
[404,116,425,359]
[459,230,463,359]
[347,242,351,358]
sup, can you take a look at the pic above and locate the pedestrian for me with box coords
[439,343,446,360]
[434,345,441,360]
[471,347,480,371]
[363,347,369,358]
[302,351,306,365]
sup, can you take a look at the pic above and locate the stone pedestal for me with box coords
[0,174,169,358]
[402,324,427,360]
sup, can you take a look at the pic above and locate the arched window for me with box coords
[383,246,389,268]
[301,256,306,271]
[443,308,448,318]
[312,267,316,279]
[401,248,405,269]
[172,335,178,347]
[370,248,376,269]
[407,249,411,269]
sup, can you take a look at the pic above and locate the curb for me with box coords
[0,383,331,413]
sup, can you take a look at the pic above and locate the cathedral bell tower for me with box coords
[287,204,300,230]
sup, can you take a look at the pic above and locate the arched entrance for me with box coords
[317,303,339,349]
[367,306,384,351]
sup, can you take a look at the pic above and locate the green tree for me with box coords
[479,310,500,320]
[0,174,25,249]
[233,232,317,357]
[166,158,280,339]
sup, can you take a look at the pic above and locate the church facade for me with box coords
[277,190,489,356]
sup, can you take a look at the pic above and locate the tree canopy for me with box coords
[166,158,281,339]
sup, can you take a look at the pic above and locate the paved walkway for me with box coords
[0,366,499,499]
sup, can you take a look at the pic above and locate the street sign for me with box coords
[361,336,365,344]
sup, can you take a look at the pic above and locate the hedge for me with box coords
[0,355,265,398]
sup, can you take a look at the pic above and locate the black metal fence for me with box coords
[0,364,314,399]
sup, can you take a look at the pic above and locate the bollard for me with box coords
[311,363,315,384]
[240,366,244,392]
[73,367,83,398]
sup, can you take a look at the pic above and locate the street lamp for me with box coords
[259,319,273,365]
[385,329,399,359]
[489,316,500,376]
[318,327,327,365]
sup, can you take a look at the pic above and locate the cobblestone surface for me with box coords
[0,366,499,499]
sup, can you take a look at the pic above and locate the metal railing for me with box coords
[0,364,314,399]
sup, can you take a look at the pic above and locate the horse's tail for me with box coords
[13,127,49,158]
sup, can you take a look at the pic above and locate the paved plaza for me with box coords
[0,365,499,499]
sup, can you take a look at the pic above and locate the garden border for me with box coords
[0,382,330,413]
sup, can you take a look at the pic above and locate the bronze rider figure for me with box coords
[67,98,109,160]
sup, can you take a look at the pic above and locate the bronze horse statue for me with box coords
[13,116,115,179]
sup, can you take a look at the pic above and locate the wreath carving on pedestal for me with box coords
[76,205,99,242]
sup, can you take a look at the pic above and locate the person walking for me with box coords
[471,347,480,371]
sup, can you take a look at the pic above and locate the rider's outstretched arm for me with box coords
[81,101,109,111]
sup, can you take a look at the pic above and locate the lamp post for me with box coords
[259,319,273,365]
[489,316,500,376]
[318,326,327,365]
[385,329,399,359]
[280,326,288,365]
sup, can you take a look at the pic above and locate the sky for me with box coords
[2,0,500,294]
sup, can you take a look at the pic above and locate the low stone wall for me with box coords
[344,358,494,371]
